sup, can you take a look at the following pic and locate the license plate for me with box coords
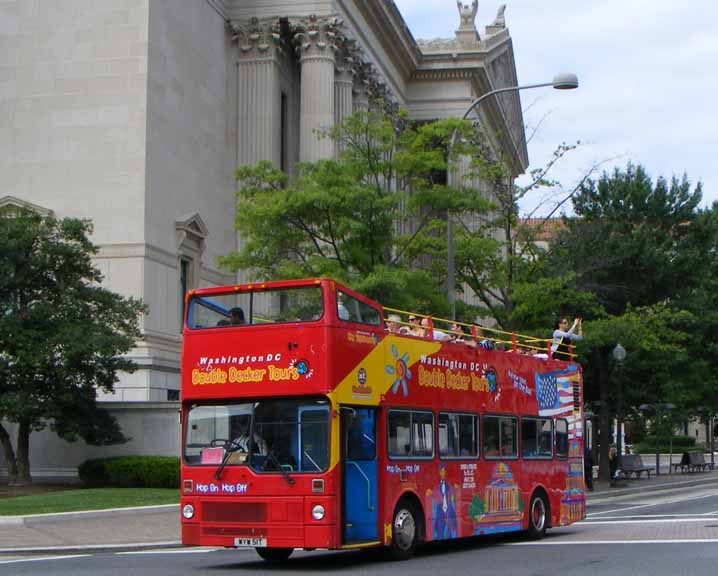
[234,537,267,548]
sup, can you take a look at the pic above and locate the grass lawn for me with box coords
[0,488,179,516]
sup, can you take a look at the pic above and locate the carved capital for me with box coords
[291,14,341,61]
[232,17,285,60]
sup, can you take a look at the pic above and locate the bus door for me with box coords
[340,407,378,544]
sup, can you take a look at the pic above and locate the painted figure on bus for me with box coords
[426,464,458,540]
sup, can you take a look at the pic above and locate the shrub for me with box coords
[78,456,179,488]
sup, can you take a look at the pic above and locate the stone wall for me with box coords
[0,403,180,483]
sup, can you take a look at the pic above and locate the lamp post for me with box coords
[446,73,579,319]
[612,344,626,469]
[640,403,675,476]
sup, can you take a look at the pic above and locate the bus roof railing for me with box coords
[382,307,575,361]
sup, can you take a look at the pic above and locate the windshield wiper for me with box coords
[214,441,242,481]
[266,448,295,485]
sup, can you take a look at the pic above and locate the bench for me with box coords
[618,454,654,479]
[672,451,715,473]
[671,452,691,473]
[688,451,714,472]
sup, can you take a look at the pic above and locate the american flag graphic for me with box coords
[535,368,578,417]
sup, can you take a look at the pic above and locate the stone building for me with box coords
[1,0,527,405]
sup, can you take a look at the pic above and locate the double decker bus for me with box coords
[180,278,586,562]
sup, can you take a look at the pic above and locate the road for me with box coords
[2,485,718,575]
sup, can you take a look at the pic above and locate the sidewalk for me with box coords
[0,504,181,555]
[1,471,717,555]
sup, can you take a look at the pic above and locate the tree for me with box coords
[549,163,703,314]
[220,110,483,313]
[0,212,145,485]
[450,141,611,329]
[537,163,708,479]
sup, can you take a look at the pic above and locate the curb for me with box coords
[0,541,183,556]
[0,503,179,526]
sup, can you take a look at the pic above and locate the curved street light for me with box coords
[446,73,579,319]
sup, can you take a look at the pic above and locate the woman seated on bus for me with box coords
[386,314,409,335]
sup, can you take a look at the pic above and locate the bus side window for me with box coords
[556,419,568,458]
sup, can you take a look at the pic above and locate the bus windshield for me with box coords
[186,285,323,329]
[184,398,330,474]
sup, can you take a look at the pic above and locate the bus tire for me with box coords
[527,492,548,540]
[255,547,293,563]
[389,501,420,561]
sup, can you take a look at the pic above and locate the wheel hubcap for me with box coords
[394,508,416,550]
[532,498,546,531]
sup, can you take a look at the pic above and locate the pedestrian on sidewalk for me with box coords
[584,445,594,491]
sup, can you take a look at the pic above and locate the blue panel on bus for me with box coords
[344,459,378,543]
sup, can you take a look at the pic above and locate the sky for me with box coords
[394,0,717,216]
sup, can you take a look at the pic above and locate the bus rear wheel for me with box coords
[527,493,548,540]
[255,547,293,563]
[389,503,419,560]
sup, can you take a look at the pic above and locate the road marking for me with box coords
[117,547,224,555]
[0,554,91,565]
[510,538,718,546]
[584,513,718,519]
[580,518,715,525]
[588,492,718,517]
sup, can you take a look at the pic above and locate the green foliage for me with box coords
[78,456,180,488]
[0,211,146,484]
[633,436,697,454]
[453,141,580,328]
[0,488,179,516]
[468,494,484,520]
[219,110,488,312]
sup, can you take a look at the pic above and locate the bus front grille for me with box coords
[202,502,267,523]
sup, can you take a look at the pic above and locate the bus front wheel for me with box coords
[389,503,419,560]
[255,547,293,563]
[527,493,548,540]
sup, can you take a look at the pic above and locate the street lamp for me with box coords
[612,344,626,468]
[446,73,579,319]
[639,403,675,476]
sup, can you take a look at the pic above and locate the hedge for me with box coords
[78,456,179,488]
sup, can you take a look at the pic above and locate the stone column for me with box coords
[234,17,284,167]
[334,55,354,127]
[294,15,338,162]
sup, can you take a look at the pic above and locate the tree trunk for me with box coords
[597,348,612,482]
[0,422,18,485]
[14,420,32,486]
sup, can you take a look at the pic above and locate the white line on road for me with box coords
[0,554,91,565]
[588,492,718,517]
[580,518,716,525]
[116,547,223,555]
[510,539,718,546]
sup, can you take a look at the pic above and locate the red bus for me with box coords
[180,278,586,562]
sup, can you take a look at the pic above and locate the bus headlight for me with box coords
[311,504,325,521]
[182,504,195,519]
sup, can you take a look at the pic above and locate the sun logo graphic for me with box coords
[290,358,314,380]
[385,344,411,397]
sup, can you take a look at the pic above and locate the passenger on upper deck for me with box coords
[407,314,423,337]
[448,322,466,343]
[420,317,452,342]
[386,314,409,335]
[551,317,583,359]
[464,324,495,350]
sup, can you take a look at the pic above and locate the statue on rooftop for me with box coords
[457,0,478,29]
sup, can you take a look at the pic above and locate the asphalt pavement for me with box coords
[1,470,716,555]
